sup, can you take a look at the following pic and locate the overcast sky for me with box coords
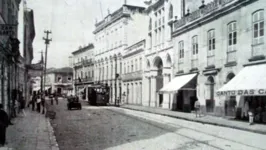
[26,0,146,68]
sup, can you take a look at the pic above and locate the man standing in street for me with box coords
[194,99,201,118]
[0,104,9,146]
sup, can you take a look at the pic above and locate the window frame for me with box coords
[178,41,184,59]
[192,35,198,55]
[252,10,264,45]
[207,29,215,51]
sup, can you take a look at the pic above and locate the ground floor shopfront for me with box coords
[0,47,20,116]
[156,63,266,124]
[123,80,142,105]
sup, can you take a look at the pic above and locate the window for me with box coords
[139,58,142,70]
[135,59,138,71]
[252,10,264,57]
[208,30,215,51]
[228,22,237,46]
[192,36,198,55]
[179,41,184,59]
[253,10,264,45]
[124,63,126,74]
[227,22,237,62]
[57,77,62,82]
[127,62,129,74]
[68,77,72,81]
[131,61,134,72]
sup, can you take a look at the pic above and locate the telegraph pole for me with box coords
[43,30,52,96]
[40,51,44,94]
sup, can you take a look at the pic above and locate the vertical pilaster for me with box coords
[163,73,170,109]
[150,75,156,107]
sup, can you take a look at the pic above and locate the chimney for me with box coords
[124,0,127,5]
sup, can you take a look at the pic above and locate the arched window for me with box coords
[168,4,173,20]
[252,10,264,56]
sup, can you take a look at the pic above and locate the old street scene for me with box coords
[1,0,266,150]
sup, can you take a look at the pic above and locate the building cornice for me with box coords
[72,44,94,55]
[93,5,145,34]
[172,0,255,37]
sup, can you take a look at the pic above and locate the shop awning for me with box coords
[159,73,197,94]
[217,64,266,96]
[33,87,40,91]
[44,86,51,90]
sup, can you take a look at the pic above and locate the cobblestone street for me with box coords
[49,98,266,150]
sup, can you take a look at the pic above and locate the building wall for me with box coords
[0,0,21,113]
[122,40,145,105]
[143,0,181,109]
[172,0,265,116]
[94,5,146,104]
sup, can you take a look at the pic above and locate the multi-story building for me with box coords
[0,0,23,113]
[122,40,146,105]
[45,67,73,96]
[23,8,35,102]
[165,0,266,121]
[72,44,94,98]
[93,3,146,104]
[142,0,182,109]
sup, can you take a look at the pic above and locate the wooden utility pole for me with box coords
[43,30,52,95]
[40,51,44,93]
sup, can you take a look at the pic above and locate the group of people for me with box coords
[29,93,46,114]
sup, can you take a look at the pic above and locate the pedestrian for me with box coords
[31,94,36,111]
[50,94,54,105]
[0,104,9,146]
[41,94,45,114]
[194,99,201,118]
[36,95,41,113]
[20,97,26,117]
[55,93,58,105]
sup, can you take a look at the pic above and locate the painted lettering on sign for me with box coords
[0,24,16,36]
[217,89,266,96]
[174,0,235,29]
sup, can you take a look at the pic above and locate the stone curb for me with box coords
[46,118,60,150]
[121,106,266,135]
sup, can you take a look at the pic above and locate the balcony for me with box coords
[74,77,94,84]
[83,59,93,66]
[121,70,143,81]
[74,62,82,68]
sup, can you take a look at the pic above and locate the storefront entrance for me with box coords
[243,96,266,123]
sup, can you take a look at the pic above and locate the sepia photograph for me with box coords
[0,0,266,149]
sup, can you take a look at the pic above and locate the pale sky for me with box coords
[26,0,146,68]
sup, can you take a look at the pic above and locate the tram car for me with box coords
[87,84,110,106]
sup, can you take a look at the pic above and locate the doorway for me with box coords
[176,90,184,111]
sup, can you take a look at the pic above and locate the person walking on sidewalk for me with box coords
[0,104,9,146]
[31,94,36,111]
[194,99,201,118]
[41,94,46,114]
[36,95,41,113]
[55,93,58,105]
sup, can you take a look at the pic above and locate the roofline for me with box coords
[72,44,94,55]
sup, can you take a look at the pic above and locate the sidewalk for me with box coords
[121,104,266,135]
[0,108,59,150]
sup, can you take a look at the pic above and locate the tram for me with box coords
[87,84,110,106]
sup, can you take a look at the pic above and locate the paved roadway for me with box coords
[49,98,266,150]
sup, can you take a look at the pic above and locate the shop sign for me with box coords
[0,24,16,36]
[217,89,266,96]
[174,0,235,30]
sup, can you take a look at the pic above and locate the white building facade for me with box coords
[122,40,145,105]
[169,0,266,120]
[93,4,146,104]
[142,0,182,109]
[72,44,94,97]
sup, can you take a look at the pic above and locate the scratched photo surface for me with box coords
[0,0,266,150]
